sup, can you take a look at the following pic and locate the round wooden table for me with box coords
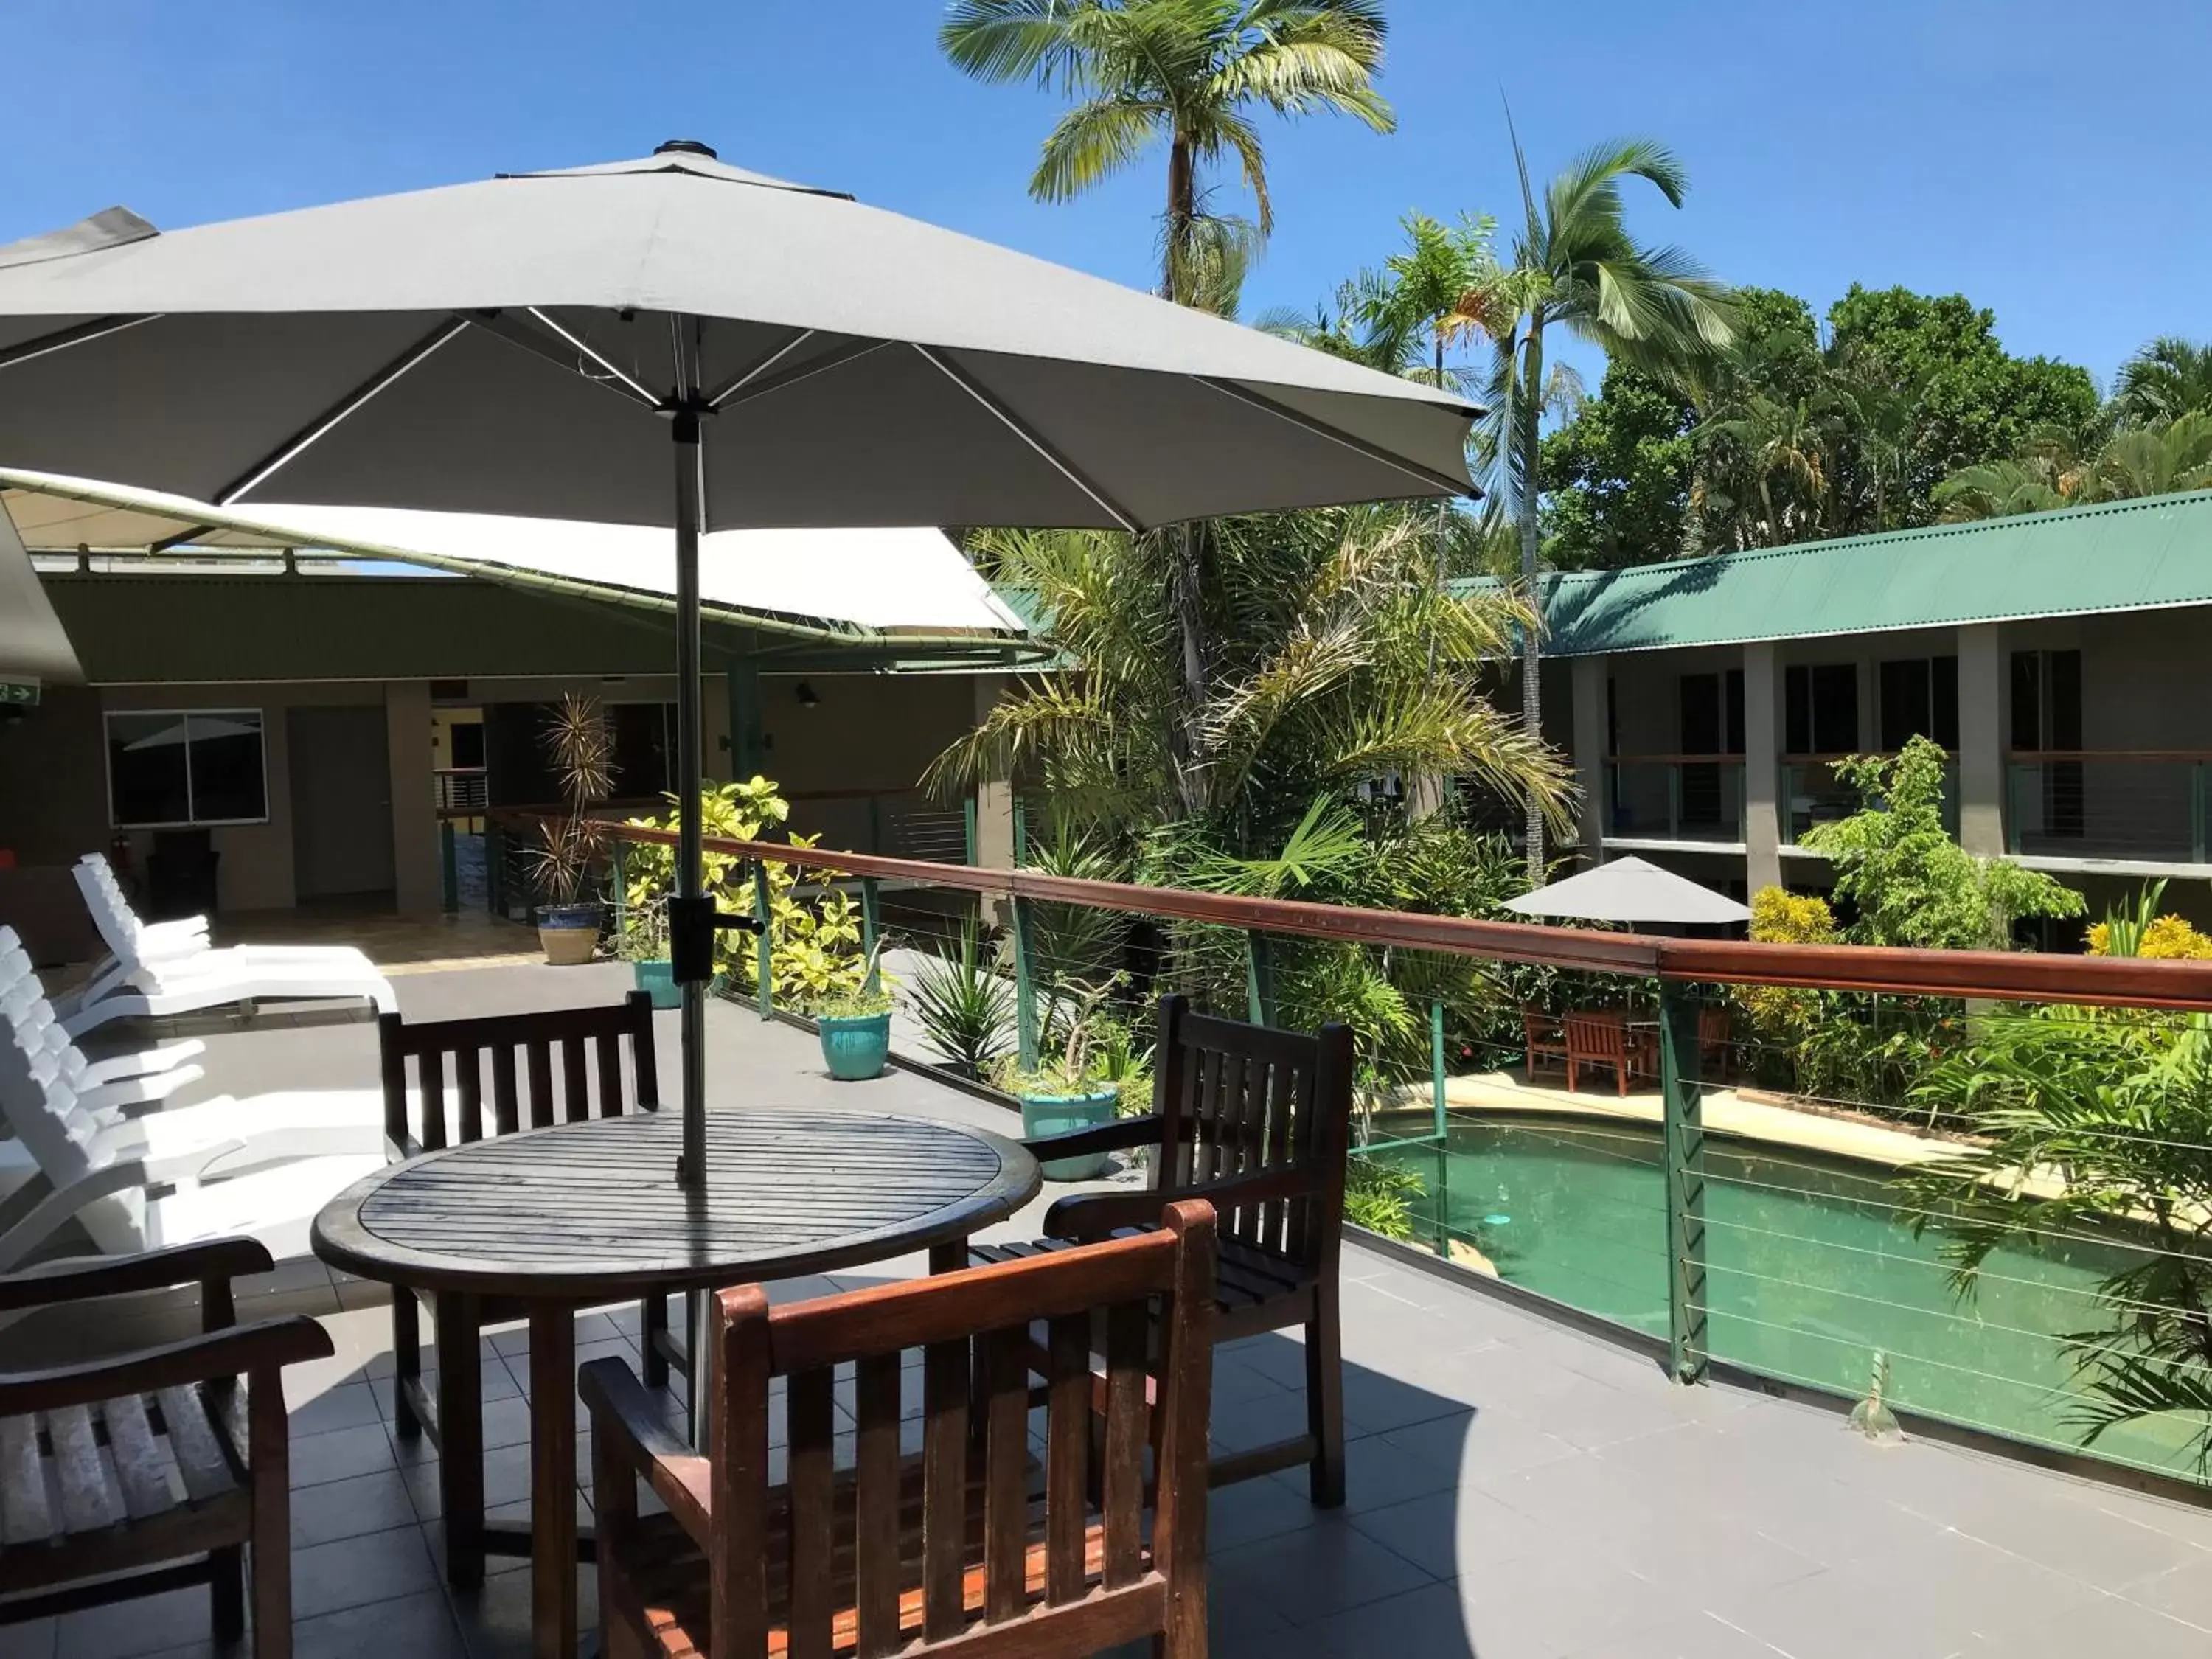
[310,1108,1040,1659]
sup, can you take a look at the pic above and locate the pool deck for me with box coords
[9,964,2212,1658]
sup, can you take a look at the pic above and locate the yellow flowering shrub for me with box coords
[2088,913,2212,960]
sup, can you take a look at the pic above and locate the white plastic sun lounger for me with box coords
[52,858,397,1035]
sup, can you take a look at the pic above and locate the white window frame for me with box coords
[105,707,271,830]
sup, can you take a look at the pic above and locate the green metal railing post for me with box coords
[439,821,458,915]
[1659,981,1708,1384]
[751,860,773,1020]
[1430,999,1447,1139]
[1243,933,1275,1026]
[485,823,506,917]
[1665,764,1682,841]
[611,839,627,939]
[2193,763,2207,866]
[860,877,881,992]
[963,797,979,867]
[1011,796,1037,1068]
[2006,763,2023,855]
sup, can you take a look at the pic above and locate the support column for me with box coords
[970,674,1018,922]
[723,652,766,782]
[385,681,441,917]
[1570,654,1610,866]
[1742,642,1782,897]
[1956,623,2005,856]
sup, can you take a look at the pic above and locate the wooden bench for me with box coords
[582,1200,1218,1659]
[973,995,1356,1506]
[0,1239,333,1655]
[376,992,669,1586]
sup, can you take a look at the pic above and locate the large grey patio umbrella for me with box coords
[1503,856,1751,926]
[0,141,1479,1187]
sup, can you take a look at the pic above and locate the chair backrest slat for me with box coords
[712,1203,1216,1658]
[376,994,656,1161]
[1148,997,1352,1276]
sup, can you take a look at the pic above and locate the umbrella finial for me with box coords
[655,139,719,160]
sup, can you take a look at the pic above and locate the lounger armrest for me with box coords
[86,1062,206,1113]
[1045,1167,1320,1242]
[0,1237,275,1312]
[0,1315,333,1416]
[0,1141,249,1273]
[80,1039,207,1087]
[580,1356,714,1546]
[1023,1112,1164,1164]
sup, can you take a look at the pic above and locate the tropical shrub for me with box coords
[907,922,1016,1082]
[2087,883,2212,961]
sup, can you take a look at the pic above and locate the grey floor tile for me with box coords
[1209,1516,1437,1627]
[1563,1609,1796,1659]
[291,1523,440,1620]
[448,1554,597,1659]
[2121,1554,2212,1627]
[1302,1579,1486,1658]
[288,1422,398,1489]
[292,1587,468,1659]
[1955,1593,2211,1659]
[286,1380,383,1438]
[1208,1474,1326,1552]
[291,1467,423,1549]
[1274,1427,1464,1514]
[0,1619,55,1659]
[53,1587,210,1659]
[1380,1405,1582,1486]
[1457,1550,1694,1659]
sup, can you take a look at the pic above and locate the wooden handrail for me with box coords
[597,819,2212,1013]
[1605,754,1746,766]
[2006,750,2212,765]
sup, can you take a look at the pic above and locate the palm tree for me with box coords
[1483,124,1736,875]
[2113,337,2212,428]
[939,0,1394,303]
[1935,412,2212,521]
[1697,392,1828,546]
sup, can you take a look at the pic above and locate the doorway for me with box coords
[288,705,396,904]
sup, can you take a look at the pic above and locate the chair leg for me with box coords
[246,1365,293,1659]
[640,1293,669,1391]
[392,1285,422,1439]
[1304,1290,1346,1509]
[209,1544,245,1644]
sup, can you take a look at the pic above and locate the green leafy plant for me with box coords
[526,694,614,905]
[1001,973,1125,1096]
[614,893,668,965]
[1344,1158,1427,1242]
[814,986,894,1020]
[909,923,1017,1082]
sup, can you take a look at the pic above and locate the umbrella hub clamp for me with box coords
[667,892,765,984]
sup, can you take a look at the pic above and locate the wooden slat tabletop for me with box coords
[311,1110,1040,1299]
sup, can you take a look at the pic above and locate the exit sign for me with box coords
[0,681,39,708]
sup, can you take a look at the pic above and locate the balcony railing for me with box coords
[431,765,488,815]
[1784,751,1958,844]
[2007,751,2210,866]
[1604,755,1746,844]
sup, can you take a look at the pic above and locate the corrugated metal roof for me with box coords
[1453,489,2212,656]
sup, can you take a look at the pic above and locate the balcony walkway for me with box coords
[8,964,2211,1659]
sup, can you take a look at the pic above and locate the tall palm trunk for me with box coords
[1163,133,1208,818]
[1515,319,1547,880]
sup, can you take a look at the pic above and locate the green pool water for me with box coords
[1362,1116,2203,1480]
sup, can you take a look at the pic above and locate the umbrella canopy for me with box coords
[0,504,79,686]
[0,139,1481,1200]
[0,145,1475,528]
[1503,857,1752,926]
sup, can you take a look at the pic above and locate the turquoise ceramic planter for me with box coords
[818,1011,893,1081]
[1019,1088,1121,1180]
[631,959,681,1010]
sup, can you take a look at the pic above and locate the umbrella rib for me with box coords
[1195,378,1475,502]
[462,310,664,408]
[911,344,1144,534]
[703,327,815,408]
[0,313,162,373]
[711,337,892,411]
[524,307,662,406]
[213,317,470,506]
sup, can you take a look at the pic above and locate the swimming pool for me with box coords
[1360,1115,2204,1480]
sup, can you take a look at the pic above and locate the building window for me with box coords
[106,710,268,827]
[1784,664,1859,754]
[1878,655,1958,751]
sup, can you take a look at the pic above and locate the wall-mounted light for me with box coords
[794,681,821,708]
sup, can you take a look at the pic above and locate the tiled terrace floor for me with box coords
[8,964,2212,1658]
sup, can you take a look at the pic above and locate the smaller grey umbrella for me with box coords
[1503,857,1751,926]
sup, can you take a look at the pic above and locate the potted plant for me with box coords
[996,976,1131,1180]
[616,894,681,1009]
[524,695,613,966]
[814,964,895,1082]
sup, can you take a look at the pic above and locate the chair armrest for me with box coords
[0,1238,274,1312]
[85,1062,206,1113]
[81,1039,207,1087]
[579,1356,713,1545]
[1045,1166,1321,1242]
[1023,1112,1163,1164]
[0,1141,248,1273]
[0,1314,333,1417]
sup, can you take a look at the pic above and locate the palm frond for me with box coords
[1032,94,1164,203]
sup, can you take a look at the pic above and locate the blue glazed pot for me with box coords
[818,1011,893,1081]
[535,902,602,966]
[1019,1088,1121,1180]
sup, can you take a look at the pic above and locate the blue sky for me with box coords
[6,0,2202,392]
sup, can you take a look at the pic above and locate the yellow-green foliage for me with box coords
[620,776,868,1011]
[1734,886,1837,1046]
[2090,914,2212,961]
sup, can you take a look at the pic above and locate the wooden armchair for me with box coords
[1699,1004,1734,1079]
[0,1239,334,1656]
[376,993,665,1586]
[1564,1009,1635,1097]
[582,1200,1218,1659]
[1521,1009,1568,1082]
[972,995,1355,1506]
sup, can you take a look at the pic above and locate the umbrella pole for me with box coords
[671,407,709,1192]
